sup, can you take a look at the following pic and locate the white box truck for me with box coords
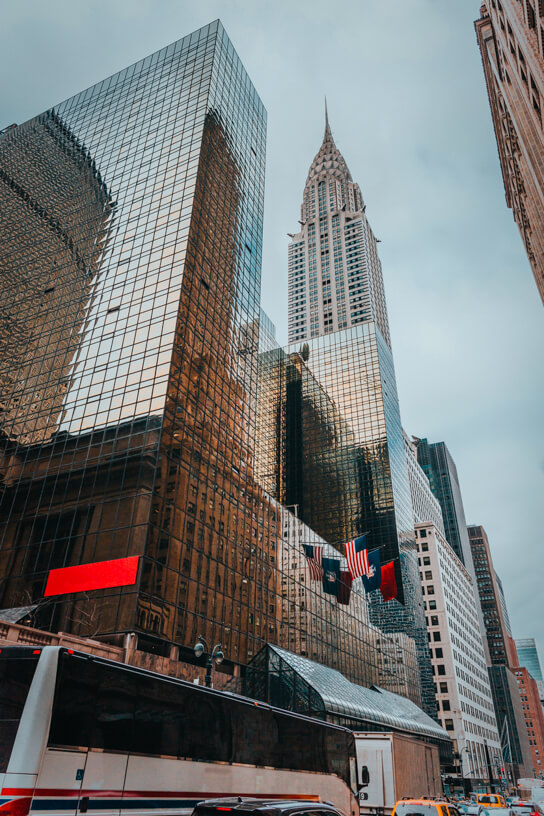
[355,732,443,814]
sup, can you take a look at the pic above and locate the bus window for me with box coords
[94,664,138,751]
[325,729,353,786]
[0,651,40,772]
[50,652,232,762]
[179,690,231,762]
[275,712,326,773]
[49,653,105,748]
[231,701,280,767]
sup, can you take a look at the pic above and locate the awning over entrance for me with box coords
[246,644,450,745]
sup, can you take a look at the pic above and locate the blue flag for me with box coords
[362,549,381,593]
[322,556,341,596]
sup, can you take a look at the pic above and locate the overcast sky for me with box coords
[1,0,543,662]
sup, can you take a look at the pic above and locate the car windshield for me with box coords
[394,806,441,816]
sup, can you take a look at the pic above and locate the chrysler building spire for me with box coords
[303,108,357,217]
[289,109,391,346]
[324,97,332,142]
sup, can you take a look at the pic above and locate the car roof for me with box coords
[195,800,341,814]
[396,801,452,807]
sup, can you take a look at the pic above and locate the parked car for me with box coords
[392,798,461,816]
[192,800,346,816]
[476,797,507,809]
[511,804,544,816]
[479,808,513,816]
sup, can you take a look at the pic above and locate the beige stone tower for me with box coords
[476,1,544,305]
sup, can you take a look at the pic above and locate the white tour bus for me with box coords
[0,646,359,816]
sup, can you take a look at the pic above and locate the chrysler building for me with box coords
[288,107,391,347]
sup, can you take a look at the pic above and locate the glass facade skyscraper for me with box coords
[415,438,472,568]
[256,325,434,713]
[0,20,281,667]
[468,525,533,779]
[516,638,544,683]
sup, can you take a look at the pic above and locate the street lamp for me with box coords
[461,745,474,777]
[460,746,475,796]
[194,635,224,688]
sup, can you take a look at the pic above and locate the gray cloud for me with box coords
[1,0,542,661]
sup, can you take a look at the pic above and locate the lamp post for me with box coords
[194,635,224,688]
[461,746,474,796]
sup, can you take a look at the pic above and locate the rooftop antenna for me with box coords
[324,96,332,141]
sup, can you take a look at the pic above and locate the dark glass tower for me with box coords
[516,638,544,683]
[468,525,533,780]
[0,21,275,667]
[415,439,472,567]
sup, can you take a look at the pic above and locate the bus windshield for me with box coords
[0,650,40,772]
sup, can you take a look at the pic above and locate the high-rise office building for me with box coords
[0,20,283,670]
[256,330,433,712]
[415,439,473,568]
[287,109,390,344]
[415,522,501,783]
[414,437,491,670]
[262,113,437,716]
[468,526,517,668]
[468,525,533,780]
[475,1,544,305]
[404,433,446,537]
[516,637,544,736]
[516,637,544,683]
[514,665,544,776]
[495,572,513,638]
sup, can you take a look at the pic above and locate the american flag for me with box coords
[345,534,370,580]
[303,544,324,581]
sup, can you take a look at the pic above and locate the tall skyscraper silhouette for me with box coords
[274,110,438,715]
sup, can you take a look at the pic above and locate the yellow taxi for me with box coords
[393,799,461,816]
[476,795,507,809]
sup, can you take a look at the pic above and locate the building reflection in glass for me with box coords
[0,109,115,444]
[275,504,420,702]
[256,322,435,714]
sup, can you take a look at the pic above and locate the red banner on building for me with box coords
[44,555,140,597]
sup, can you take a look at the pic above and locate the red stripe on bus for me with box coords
[0,797,32,816]
[44,556,139,596]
